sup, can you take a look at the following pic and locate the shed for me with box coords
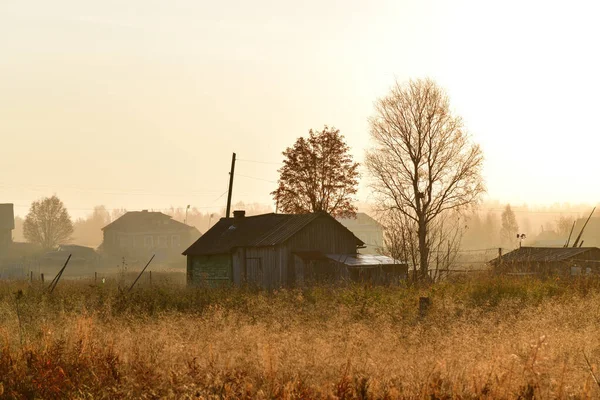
[490,246,600,276]
[184,210,399,288]
[326,253,408,284]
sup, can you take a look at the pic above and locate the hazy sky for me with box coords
[1,0,599,218]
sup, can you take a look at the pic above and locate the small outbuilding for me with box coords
[183,210,406,288]
[490,246,600,276]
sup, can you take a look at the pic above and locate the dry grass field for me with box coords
[2,274,600,399]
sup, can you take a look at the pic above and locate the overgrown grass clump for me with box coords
[1,274,600,398]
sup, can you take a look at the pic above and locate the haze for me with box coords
[1,0,599,218]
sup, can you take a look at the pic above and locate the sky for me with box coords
[1,0,599,218]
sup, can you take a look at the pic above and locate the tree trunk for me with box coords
[418,220,429,280]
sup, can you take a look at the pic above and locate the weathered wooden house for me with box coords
[490,246,600,276]
[101,210,200,263]
[183,210,407,287]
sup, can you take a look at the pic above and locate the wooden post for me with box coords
[419,297,431,317]
[30,271,33,283]
[225,152,236,218]
[95,271,97,283]
[40,273,44,283]
[149,271,152,285]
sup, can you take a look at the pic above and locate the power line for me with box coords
[237,159,282,165]
[237,174,277,184]
[0,182,227,197]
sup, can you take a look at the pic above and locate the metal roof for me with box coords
[326,253,406,267]
[183,212,364,256]
[490,246,600,264]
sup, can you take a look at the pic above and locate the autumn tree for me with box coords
[272,126,359,218]
[500,204,519,248]
[366,78,485,279]
[23,195,74,249]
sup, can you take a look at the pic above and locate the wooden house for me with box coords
[101,210,200,263]
[490,246,600,276]
[183,210,407,288]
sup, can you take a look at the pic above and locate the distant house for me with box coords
[337,212,384,254]
[490,246,600,276]
[101,210,201,263]
[0,204,14,249]
[183,210,407,288]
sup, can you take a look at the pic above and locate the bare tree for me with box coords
[366,78,484,279]
[23,195,74,250]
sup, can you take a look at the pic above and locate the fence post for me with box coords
[30,271,33,283]
[40,273,44,283]
[149,271,152,285]
[419,296,431,317]
[95,271,97,283]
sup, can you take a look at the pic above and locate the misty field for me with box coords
[2,276,600,399]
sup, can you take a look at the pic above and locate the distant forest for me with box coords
[11,201,597,251]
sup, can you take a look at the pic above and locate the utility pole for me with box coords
[225,152,236,218]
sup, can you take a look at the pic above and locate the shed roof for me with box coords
[183,212,364,256]
[326,253,406,267]
[490,246,600,264]
[102,210,196,233]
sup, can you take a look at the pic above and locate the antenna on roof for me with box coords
[564,221,576,248]
[572,207,596,248]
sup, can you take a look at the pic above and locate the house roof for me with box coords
[0,204,15,230]
[183,212,364,256]
[102,210,196,233]
[326,253,406,267]
[490,246,600,264]
[337,212,382,228]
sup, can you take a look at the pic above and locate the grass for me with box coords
[2,274,600,398]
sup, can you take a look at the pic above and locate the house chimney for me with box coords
[233,210,245,221]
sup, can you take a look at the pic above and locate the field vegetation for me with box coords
[2,274,600,399]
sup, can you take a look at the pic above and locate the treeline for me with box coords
[461,201,596,250]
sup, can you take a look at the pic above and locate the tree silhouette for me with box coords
[272,126,359,218]
[23,195,74,249]
[500,204,519,248]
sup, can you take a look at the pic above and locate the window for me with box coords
[171,235,181,247]
[144,236,154,248]
[119,235,129,248]
[158,236,168,248]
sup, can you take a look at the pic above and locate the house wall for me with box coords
[497,248,600,276]
[102,229,194,262]
[228,215,360,288]
[187,254,232,286]
[0,229,11,248]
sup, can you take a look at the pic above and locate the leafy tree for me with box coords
[272,126,359,218]
[500,204,519,248]
[23,195,74,249]
[366,78,485,279]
